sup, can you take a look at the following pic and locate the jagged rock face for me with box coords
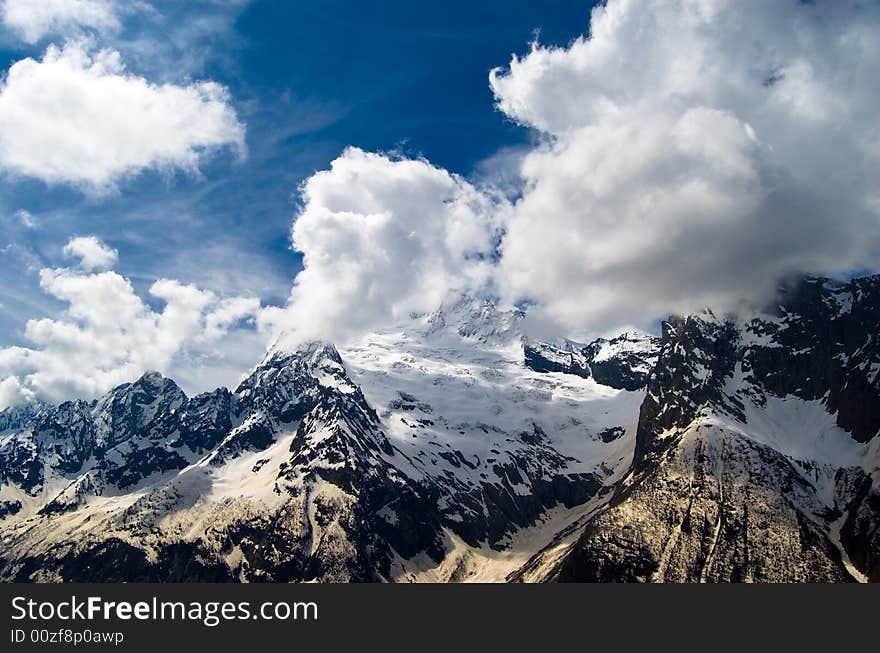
[633,315,741,475]
[32,401,96,476]
[523,341,591,377]
[92,373,188,448]
[171,388,235,454]
[0,400,94,495]
[524,331,659,391]
[0,373,233,507]
[0,279,878,583]
[584,332,661,391]
[0,403,42,433]
[520,276,880,583]
[265,345,445,581]
[743,277,880,443]
[0,434,42,495]
[234,343,339,423]
[840,479,880,582]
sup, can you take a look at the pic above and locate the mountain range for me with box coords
[0,276,878,582]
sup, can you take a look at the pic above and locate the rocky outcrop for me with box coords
[519,276,880,583]
[524,331,659,391]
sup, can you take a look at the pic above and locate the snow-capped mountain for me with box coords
[0,276,878,582]
[515,276,880,582]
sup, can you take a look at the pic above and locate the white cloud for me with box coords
[0,242,264,409]
[261,147,505,347]
[0,41,245,191]
[63,236,118,271]
[13,209,37,229]
[270,0,880,345]
[486,0,880,335]
[1,0,122,43]
[0,375,36,408]
[204,296,262,341]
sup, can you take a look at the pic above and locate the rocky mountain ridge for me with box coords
[0,276,878,582]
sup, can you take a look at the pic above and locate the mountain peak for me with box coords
[261,338,342,369]
[133,369,170,388]
[420,293,524,345]
[118,370,185,403]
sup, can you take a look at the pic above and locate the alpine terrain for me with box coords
[0,277,878,583]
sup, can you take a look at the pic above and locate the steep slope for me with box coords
[340,301,646,579]
[514,276,880,583]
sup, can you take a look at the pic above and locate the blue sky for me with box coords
[1,0,877,408]
[0,0,594,347]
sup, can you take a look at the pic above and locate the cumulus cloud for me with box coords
[0,376,36,409]
[487,0,880,335]
[269,0,880,345]
[0,243,263,409]
[261,147,505,346]
[0,41,245,191]
[1,0,122,43]
[63,236,118,271]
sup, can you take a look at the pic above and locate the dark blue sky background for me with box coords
[0,0,596,344]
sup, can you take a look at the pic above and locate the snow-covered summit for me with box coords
[419,293,524,345]
[0,275,878,583]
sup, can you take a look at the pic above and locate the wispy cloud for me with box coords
[1,0,125,43]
